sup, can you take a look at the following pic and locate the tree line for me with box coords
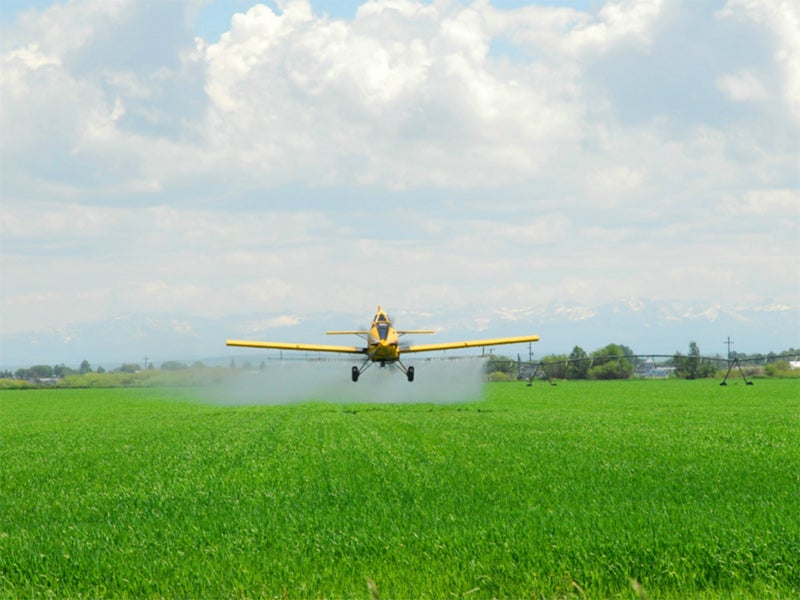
[486,342,800,381]
[2,359,210,381]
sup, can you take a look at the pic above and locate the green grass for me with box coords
[1,380,798,599]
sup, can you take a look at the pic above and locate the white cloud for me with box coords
[564,0,667,55]
[716,70,769,102]
[586,166,645,200]
[1,0,798,348]
[730,188,800,215]
[201,0,590,187]
[718,0,800,123]
[490,0,667,60]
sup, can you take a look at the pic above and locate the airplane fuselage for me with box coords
[365,308,401,363]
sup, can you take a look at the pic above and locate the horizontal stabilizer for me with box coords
[326,330,370,335]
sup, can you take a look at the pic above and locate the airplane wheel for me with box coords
[407,366,415,382]
[351,366,360,382]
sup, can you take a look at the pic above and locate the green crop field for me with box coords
[1,380,798,599]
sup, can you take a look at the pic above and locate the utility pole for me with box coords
[724,337,734,360]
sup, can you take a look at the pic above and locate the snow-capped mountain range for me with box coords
[1,300,797,369]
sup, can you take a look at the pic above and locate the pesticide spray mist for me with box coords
[203,357,488,406]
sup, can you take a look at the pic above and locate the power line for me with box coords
[724,337,734,360]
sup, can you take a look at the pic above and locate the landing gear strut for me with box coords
[393,360,414,382]
[350,361,415,382]
[351,359,373,382]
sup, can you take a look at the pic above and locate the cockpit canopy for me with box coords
[374,307,391,340]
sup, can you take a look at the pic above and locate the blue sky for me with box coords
[1,1,596,40]
[192,1,595,40]
[1,0,798,364]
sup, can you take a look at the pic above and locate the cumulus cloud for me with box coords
[1,0,798,341]
[717,0,800,122]
[716,70,769,102]
[0,0,207,200]
[202,0,591,187]
[4,0,795,195]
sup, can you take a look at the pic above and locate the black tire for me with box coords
[407,366,415,382]
[351,366,360,382]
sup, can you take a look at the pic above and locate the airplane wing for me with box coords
[403,335,539,354]
[325,330,370,335]
[397,330,436,335]
[226,339,365,354]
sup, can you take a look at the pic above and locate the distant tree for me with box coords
[53,364,74,377]
[588,344,634,380]
[79,360,92,374]
[673,341,716,379]
[160,361,186,371]
[539,354,568,379]
[29,365,54,379]
[616,344,645,369]
[764,361,792,377]
[567,346,589,379]
[488,370,513,382]
[618,344,635,358]
[97,366,106,374]
[486,354,517,378]
[119,363,141,373]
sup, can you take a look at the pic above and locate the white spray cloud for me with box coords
[203,356,488,405]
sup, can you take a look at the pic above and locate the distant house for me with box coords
[638,358,674,378]
[790,361,800,370]
[640,366,674,379]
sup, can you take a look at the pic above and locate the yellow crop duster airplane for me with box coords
[227,306,539,382]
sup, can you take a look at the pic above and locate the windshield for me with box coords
[376,322,390,340]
